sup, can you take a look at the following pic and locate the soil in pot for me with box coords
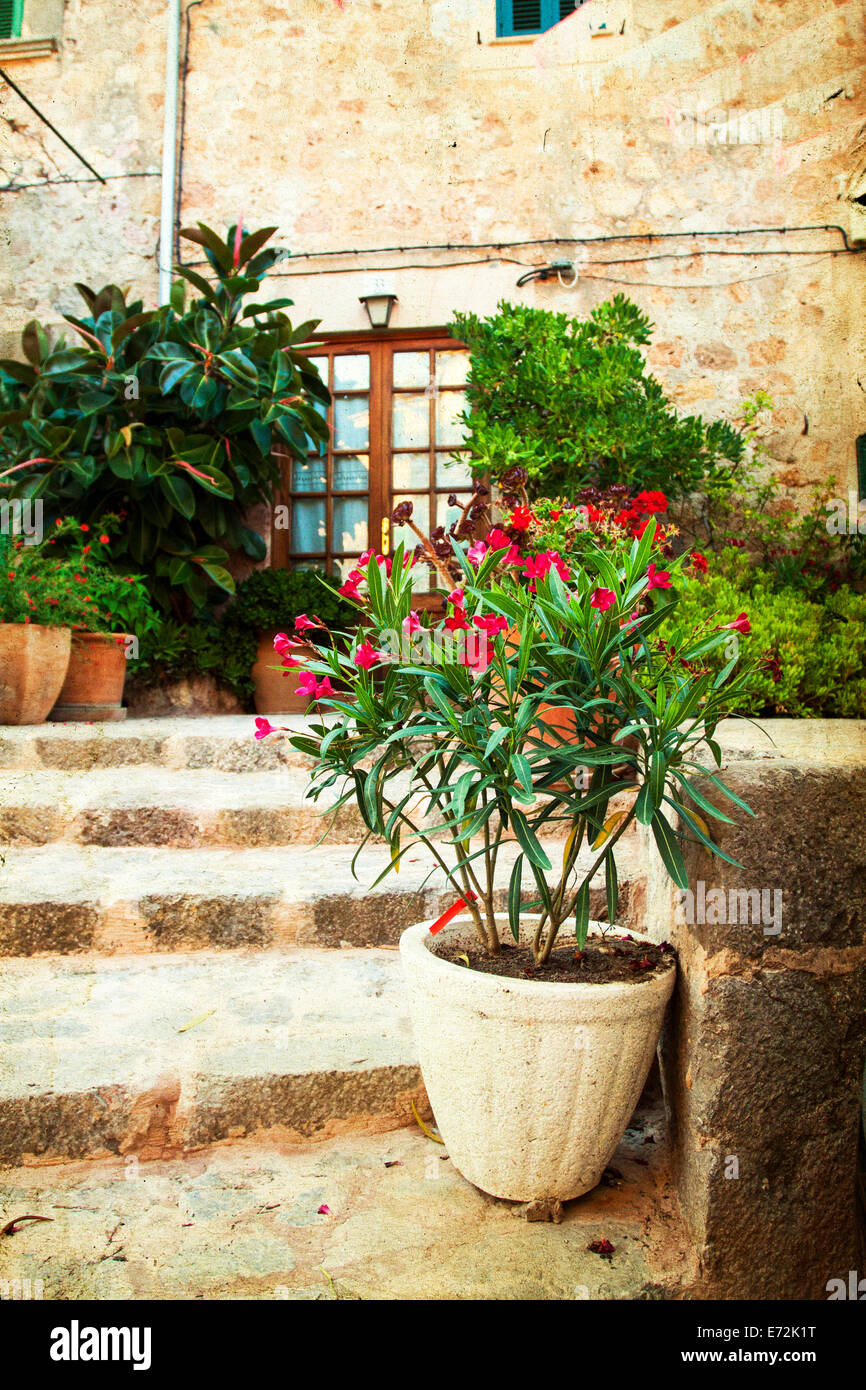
[435,934,674,984]
[51,630,130,722]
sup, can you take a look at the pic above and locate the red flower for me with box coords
[633,490,668,514]
[294,614,318,632]
[99,534,110,545]
[80,523,89,532]
[721,612,751,635]
[353,640,386,670]
[443,606,470,632]
[689,551,708,574]
[485,527,511,551]
[296,671,334,700]
[646,562,672,591]
[590,588,617,612]
[548,509,562,522]
[471,613,508,638]
[509,505,534,532]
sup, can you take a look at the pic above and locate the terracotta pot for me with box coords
[401,915,675,1201]
[502,625,580,749]
[51,630,131,722]
[252,629,315,715]
[0,623,72,725]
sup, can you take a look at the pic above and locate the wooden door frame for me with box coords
[270,326,467,573]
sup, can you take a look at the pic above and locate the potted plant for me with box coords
[231,565,352,714]
[0,519,88,723]
[49,522,158,721]
[276,518,765,1202]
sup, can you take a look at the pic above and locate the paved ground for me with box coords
[0,1113,694,1301]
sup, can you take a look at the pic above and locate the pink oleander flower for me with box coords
[522,550,570,584]
[720,612,751,635]
[646,562,672,591]
[274,631,305,657]
[354,641,385,670]
[503,544,521,565]
[294,614,317,633]
[461,639,494,675]
[403,611,421,636]
[467,540,488,566]
[447,587,465,607]
[590,588,617,612]
[254,717,277,740]
[472,613,508,638]
[338,569,364,600]
[485,527,511,551]
[296,671,334,700]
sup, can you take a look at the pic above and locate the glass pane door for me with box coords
[287,351,371,582]
[389,345,473,588]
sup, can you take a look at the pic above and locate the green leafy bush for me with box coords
[450,296,746,500]
[0,519,157,634]
[666,547,866,717]
[230,565,350,635]
[0,223,329,616]
[127,566,352,707]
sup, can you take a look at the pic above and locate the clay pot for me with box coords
[502,625,579,749]
[252,629,315,715]
[0,623,72,725]
[51,630,131,722]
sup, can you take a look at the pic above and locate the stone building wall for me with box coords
[1,0,865,498]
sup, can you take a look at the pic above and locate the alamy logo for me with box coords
[0,497,43,544]
[677,881,783,936]
[50,1321,152,1371]
[826,1270,866,1300]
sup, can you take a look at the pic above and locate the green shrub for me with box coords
[229,565,350,634]
[450,296,746,500]
[667,548,866,717]
[0,223,329,616]
[127,566,353,707]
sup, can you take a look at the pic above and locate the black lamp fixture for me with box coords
[359,291,398,329]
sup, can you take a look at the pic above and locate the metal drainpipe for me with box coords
[158,0,182,305]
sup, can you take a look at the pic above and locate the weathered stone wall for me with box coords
[636,719,866,1300]
[1,0,865,498]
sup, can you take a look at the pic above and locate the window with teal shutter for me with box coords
[0,0,24,40]
[497,1,578,37]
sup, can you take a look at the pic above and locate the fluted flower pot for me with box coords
[400,914,675,1202]
[0,623,72,725]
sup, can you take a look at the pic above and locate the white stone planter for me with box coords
[400,915,675,1202]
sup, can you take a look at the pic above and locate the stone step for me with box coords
[0,948,425,1165]
[0,1116,693,1299]
[0,760,634,850]
[0,838,641,956]
[0,716,314,773]
[0,767,380,848]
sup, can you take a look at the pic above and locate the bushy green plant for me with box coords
[0,518,157,633]
[281,522,762,962]
[665,546,866,717]
[679,395,866,599]
[128,613,256,703]
[230,565,350,635]
[450,296,746,500]
[0,223,329,616]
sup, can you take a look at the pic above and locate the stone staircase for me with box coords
[0,716,643,1170]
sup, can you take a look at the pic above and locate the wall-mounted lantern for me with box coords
[359,292,398,329]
